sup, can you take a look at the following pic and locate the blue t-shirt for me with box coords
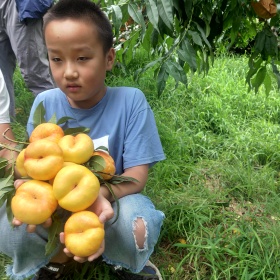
[27,87,165,175]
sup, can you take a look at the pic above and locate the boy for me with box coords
[0,0,165,279]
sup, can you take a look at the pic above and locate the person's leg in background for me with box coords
[0,0,55,119]
[0,0,17,119]
[11,17,55,95]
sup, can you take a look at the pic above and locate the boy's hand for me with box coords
[60,193,114,262]
[86,192,114,223]
[12,216,52,233]
[60,232,105,262]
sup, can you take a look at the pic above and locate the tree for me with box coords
[99,0,279,96]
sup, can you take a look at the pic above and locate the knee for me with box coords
[133,217,147,249]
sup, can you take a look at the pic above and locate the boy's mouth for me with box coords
[66,84,81,92]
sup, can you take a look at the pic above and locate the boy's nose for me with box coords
[64,63,78,79]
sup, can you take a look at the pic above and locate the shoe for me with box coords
[32,262,71,280]
[111,260,162,280]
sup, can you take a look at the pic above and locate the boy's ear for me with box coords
[106,48,116,71]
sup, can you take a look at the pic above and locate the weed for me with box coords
[2,53,280,279]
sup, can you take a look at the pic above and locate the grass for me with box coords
[2,52,280,279]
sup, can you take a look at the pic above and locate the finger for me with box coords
[60,232,65,244]
[88,240,105,262]
[63,247,74,258]
[42,217,52,228]
[98,213,107,224]
[73,256,88,263]
[14,179,28,189]
[61,233,75,258]
[99,209,114,224]
[26,224,36,233]
[12,217,22,226]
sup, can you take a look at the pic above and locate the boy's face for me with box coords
[45,19,115,109]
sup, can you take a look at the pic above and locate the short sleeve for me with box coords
[123,89,165,169]
[0,71,10,124]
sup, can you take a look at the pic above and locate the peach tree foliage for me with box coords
[99,0,279,96]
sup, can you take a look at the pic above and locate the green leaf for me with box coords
[48,113,57,124]
[150,28,159,49]
[264,33,278,58]
[195,22,212,49]
[134,58,163,81]
[0,167,5,179]
[270,13,279,26]
[188,30,203,47]
[156,63,169,97]
[45,212,64,256]
[92,172,104,182]
[254,30,266,55]
[95,146,109,152]
[229,16,241,47]
[33,101,46,128]
[5,190,14,224]
[0,175,15,209]
[246,56,263,87]
[0,157,9,172]
[223,13,233,31]
[104,182,119,225]
[165,60,188,86]
[109,175,139,184]
[111,5,123,39]
[119,2,130,23]
[271,62,280,88]
[0,175,14,189]
[157,0,174,31]
[263,71,272,96]
[114,46,124,64]
[142,22,153,52]
[252,66,266,93]
[0,196,5,207]
[56,116,75,125]
[144,0,159,32]
[178,36,197,72]
[87,155,106,172]
[184,0,193,18]
[63,127,90,135]
[200,48,210,74]
[122,31,139,65]
[0,188,14,203]
[128,3,146,38]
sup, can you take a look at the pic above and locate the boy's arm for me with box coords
[99,164,149,202]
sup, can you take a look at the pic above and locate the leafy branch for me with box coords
[103,182,119,225]
[85,154,139,225]
[1,101,140,255]
[101,0,279,96]
[0,159,15,225]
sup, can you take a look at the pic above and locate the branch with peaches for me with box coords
[0,101,138,256]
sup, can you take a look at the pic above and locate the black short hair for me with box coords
[43,0,113,53]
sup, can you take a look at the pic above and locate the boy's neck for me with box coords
[65,86,107,109]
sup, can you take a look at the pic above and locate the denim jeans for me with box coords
[0,193,165,280]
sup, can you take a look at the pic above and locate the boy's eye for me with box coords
[52,57,61,62]
[78,57,88,61]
